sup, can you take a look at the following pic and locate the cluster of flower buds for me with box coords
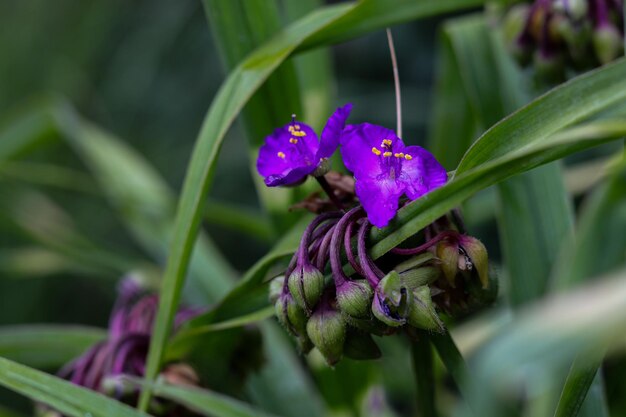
[37,277,203,417]
[269,208,496,366]
[503,0,624,82]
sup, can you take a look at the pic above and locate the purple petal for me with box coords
[257,121,320,187]
[400,146,448,200]
[317,103,352,159]
[355,177,404,228]
[340,123,402,179]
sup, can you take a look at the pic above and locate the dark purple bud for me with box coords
[306,294,346,366]
[336,279,373,318]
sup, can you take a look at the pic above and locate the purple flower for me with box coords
[340,123,447,228]
[54,276,201,407]
[257,103,352,186]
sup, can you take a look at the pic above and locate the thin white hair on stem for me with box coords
[386,28,402,139]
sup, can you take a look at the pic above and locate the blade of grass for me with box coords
[411,334,438,417]
[0,357,150,417]
[128,378,280,417]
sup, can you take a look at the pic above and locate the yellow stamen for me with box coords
[292,130,306,137]
[289,138,298,144]
[381,139,393,148]
[371,147,381,156]
[394,152,404,158]
[277,151,286,159]
[404,154,413,160]
[383,151,392,157]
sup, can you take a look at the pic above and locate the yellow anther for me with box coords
[277,151,286,159]
[394,152,405,158]
[404,154,413,160]
[293,130,306,137]
[371,147,381,156]
[294,124,301,130]
[289,138,298,144]
[381,139,392,148]
[383,151,392,157]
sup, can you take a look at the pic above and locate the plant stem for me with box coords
[411,333,438,417]
[430,331,474,413]
[386,28,402,139]
[316,175,345,210]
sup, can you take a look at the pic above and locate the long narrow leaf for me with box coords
[0,357,150,417]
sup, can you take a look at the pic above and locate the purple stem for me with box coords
[344,220,364,276]
[357,220,384,287]
[316,175,345,211]
[315,224,337,271]
[390,230,458,255]
[329,207,363,286]
[594,0,610,26]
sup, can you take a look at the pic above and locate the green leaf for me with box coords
[441,14,574,306]
[0,325,105,369]
[456,58,626,173]
[465,267,626,417]
[549,155,626,417]
[129,378,280,417]
[0,357,149,417]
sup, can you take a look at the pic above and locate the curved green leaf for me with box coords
[0,357,150,417]
[130,379,279,417]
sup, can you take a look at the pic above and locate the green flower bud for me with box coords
[275,293,308,337]
[268,275,284,304]
[312,157,332,177]
[458,235,489,289]
[400,266,441,289]
[307,299,346,366]
[406,286,445,332]
[288,263,325,312]
[533,49,565,83]
[343,329,382,360]
[436,240,459,286]
[593,24,624,65]
[336,279,374,318]
[552,0,588,21]
[371,271,409,327]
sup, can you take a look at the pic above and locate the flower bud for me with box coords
[268,275,284,304]
[400,266,441,289]
[275,293,308,337]
[288,263,325,312]
[593,24,624,64]
[406,286,445,332]
[343,329,382,360]
[371,271,408,327]
[436,240,460,286]
[458,235,489,289]
[306,299,346,366]
[533,49,566,83]
[336,279,373,318]
[312,157,331,177]
[101,374,135,399]
[553,0,588,21]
